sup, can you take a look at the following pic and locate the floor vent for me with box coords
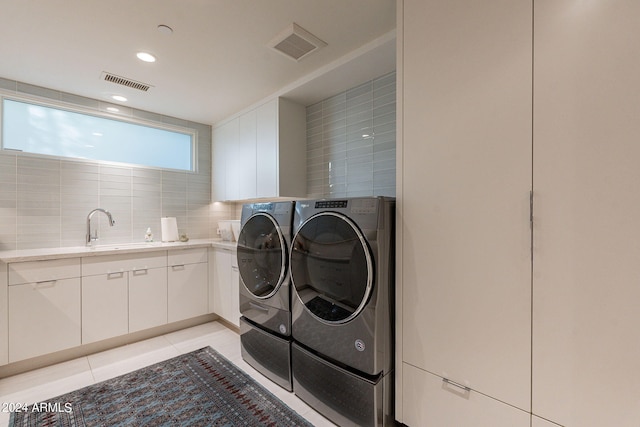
[101,72,153,92]
[269,23,327,62]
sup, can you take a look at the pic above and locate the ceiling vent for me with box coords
[101,71,153,92]
[269,23,327,62]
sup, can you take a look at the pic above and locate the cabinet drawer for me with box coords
[82,252,167,276]
[9,277,81,362]
[168,248,207,266]
[9,258,81,285]
[401,363,530,427]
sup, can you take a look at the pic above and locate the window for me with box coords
[1,97,195,171]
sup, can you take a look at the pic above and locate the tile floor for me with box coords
[0,321,337,426]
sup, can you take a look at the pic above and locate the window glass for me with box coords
[237,214,286,298]
[290,213,372,322]
[2,98,194,171]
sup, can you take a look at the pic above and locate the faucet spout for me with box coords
[86,208,116,246]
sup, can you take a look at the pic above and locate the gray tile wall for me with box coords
[306,72,396,198]
[0,77,215,251]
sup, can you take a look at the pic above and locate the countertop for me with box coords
[0,238,237,263]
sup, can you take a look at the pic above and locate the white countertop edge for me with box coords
[0,238,237,263]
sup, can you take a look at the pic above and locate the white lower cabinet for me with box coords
[81,251,168,343]
[129,267,167,332]
[210,247,239,327]
[402,363,530,427]
[9,277,81,362]
[168,248,208,323]
[3,247,210,365]
[8,258,82,363]
[230,254,239,327]
[82,272,128,344]
[0,262,7,366]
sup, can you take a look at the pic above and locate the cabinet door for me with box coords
[401,0,532,414]
[129,267,167,332]
[224,118,240,200]
[533,2,640,426]
[238,109,257,199]
[211,248,232,320]
[212,118,239,201]
[256,99,278,198]
[229,256,240,328]
[82,272,128,344]
[402,363,530,427]
[9,278,81,362]
[0,262,6,365]
[212,124,227,201]
[168,262,208,323]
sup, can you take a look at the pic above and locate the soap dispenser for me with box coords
[145,227,153,242]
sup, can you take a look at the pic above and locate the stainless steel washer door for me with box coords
[237,213,287,299]
[290,212,373,324]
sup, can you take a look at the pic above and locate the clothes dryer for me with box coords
[237,201,294,390]
[289,197,395,427]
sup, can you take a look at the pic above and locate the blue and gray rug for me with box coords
[9,347,312,426]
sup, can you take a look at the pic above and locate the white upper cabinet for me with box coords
[399,0,533,420]
[238,109,257,200]
[212,98,306,201]
[533,1,640,426]
[212,117,239,202]
[255,100,278,198]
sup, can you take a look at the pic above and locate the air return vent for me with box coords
[101,72,153,92]
[269,23,327,62]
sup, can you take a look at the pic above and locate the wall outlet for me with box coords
[216,228,221,235]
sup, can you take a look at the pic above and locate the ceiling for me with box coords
[0,0,396,125]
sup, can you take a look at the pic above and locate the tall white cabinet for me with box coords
[399,1,640,426]
[533,1,640,426]
[398,0,533,423]
[211,97,306,201]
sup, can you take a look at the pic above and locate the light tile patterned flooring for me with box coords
[0,321,336,426]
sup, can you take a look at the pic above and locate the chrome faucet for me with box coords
[86,208,116,246]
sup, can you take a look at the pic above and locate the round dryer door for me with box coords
[290,212,373,324]
[236,213,287,299]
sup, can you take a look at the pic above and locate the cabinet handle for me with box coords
[231,266,239,271]
[132,268,148,275]
[442,378,471,392]
[172,264,185,270]
[107,271,124,279]
[34,279,57,287]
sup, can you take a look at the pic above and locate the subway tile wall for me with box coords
[306,72,396,198]
[0,77,221,251]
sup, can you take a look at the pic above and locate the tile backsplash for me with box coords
[0,72,397,251]
[0,77,219,251]
[306,71,396,199]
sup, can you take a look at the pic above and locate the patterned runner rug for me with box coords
[9,347,312,426]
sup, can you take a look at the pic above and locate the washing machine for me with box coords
[237,201,294,391]
[289,196,395,427]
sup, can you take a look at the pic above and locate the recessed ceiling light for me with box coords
[112,95,127,102]
[106,107,120,112]
[136,52,156,63]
